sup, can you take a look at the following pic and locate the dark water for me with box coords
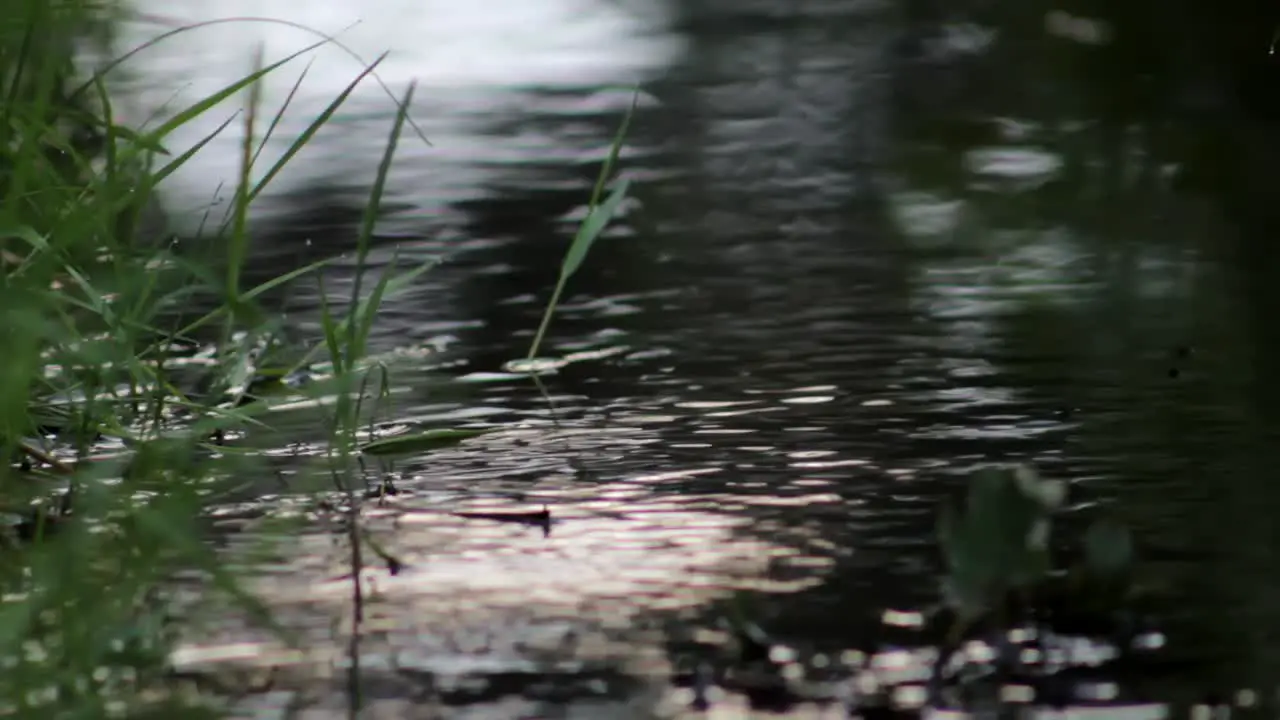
[144,1,1280,717]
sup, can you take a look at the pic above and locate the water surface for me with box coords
[103,0,1280,716]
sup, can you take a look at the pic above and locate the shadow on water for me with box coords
[116,0,1280,716]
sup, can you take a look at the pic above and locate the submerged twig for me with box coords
[453,505,552,537]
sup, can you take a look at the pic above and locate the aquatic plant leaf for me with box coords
[966,468,1042,555]
[360,428,492,456]
[563,177,631,280]
[938,465,1064,619]
[503,357,566,375]
[938,496,1004,618]
[526,91,638,362]
[1083,518,1133,580]
[941,572,992,622]
[132,37,334,152]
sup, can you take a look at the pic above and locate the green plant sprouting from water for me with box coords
[526,91,637,364]
[937,465,1063,625]
[936,464,1136,642]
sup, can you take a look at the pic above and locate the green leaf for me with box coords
[151,112,238,186]
[248,54,388,206]
[562,177,630,280]
[360,428,492,456]
[525,90,639,362]
[939,465,1064,618]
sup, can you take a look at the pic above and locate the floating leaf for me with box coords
[361,428,492,456]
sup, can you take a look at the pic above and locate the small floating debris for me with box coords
[363,475,402,500]
[452,505,552,537]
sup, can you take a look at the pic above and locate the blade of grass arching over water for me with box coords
[77,17,432,149]
[525,90,639,361]
[127,36,334,153]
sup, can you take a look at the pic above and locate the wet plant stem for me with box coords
[346,500,364,720]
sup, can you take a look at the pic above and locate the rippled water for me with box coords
[94,0,1280,717]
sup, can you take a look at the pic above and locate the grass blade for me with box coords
[150,112,238,186]
[346,81,415,365]
[250,59,315,169]
[526,90,640,360]
[562,177,630,279]
[75,16,432,149]
[170,255,336,338]
[247,53,387,206]
[133,36,334,151]
[227,44,266,303]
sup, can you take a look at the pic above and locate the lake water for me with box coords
[96,0,1280,716]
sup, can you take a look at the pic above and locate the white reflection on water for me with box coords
[97,0,684,234]
[172,477,830,679]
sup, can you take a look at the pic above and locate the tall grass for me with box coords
[1,3,214,717]
[0,1,412,716]
[0,1,636,716]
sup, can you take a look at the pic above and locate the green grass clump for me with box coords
[0,2,429,716]
[0,1,638,716]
